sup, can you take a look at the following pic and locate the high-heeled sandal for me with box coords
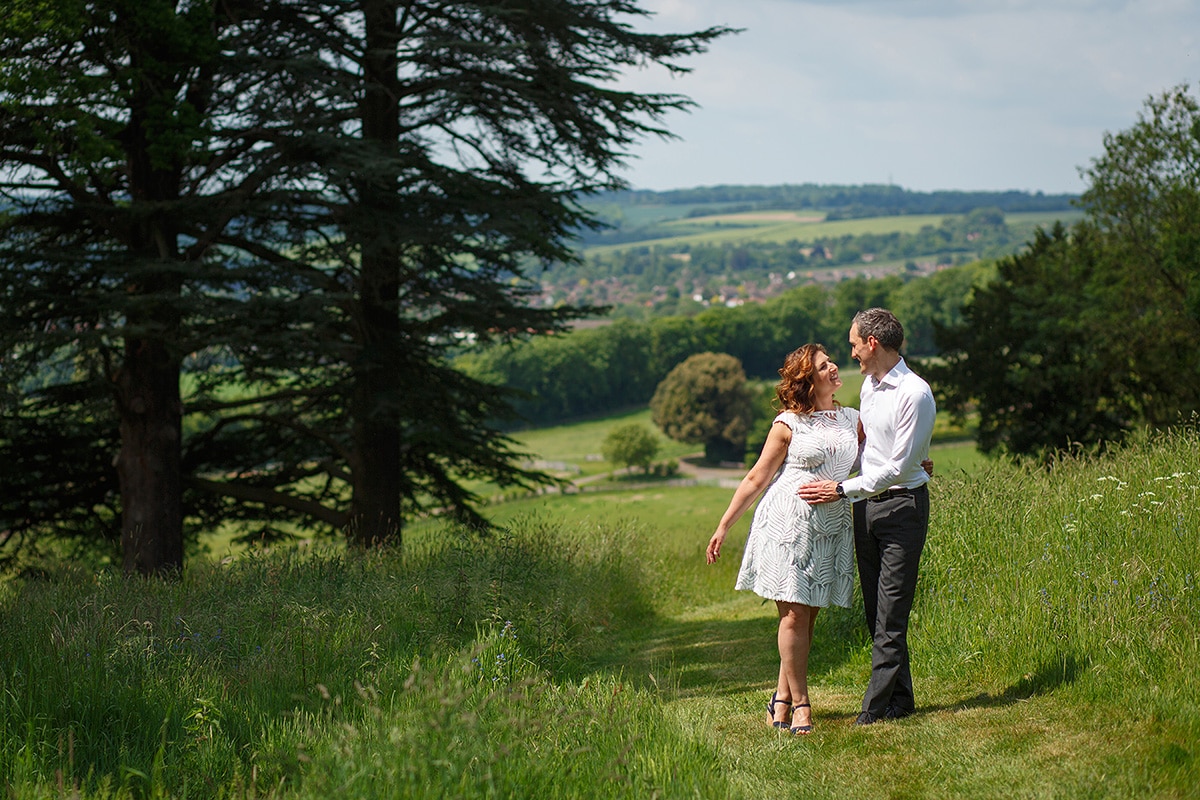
[789,702,813,735]
[766,692,791,729]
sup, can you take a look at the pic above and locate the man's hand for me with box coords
[797,479,840,505]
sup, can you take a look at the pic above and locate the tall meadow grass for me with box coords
[0,516,727,797]
[918,427,1199,698]
[1,425,1198,797]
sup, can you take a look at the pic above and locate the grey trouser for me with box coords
[853,485,929,716]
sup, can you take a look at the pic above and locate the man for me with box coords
[797,308,936,725]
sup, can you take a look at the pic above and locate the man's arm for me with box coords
[800,388,935,504]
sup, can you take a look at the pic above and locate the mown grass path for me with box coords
[600,590,1164,799]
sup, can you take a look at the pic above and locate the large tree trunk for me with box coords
[116,338,183,575]
[116,37,187,575]
[349,352,402,547]
[347,0,403,547]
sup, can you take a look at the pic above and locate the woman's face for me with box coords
[812,351,843,397]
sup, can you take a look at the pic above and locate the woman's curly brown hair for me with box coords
[773,343,834,415]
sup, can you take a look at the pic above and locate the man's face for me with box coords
[848,322,872,375]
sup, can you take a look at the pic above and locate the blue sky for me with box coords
[615,0,1200,194]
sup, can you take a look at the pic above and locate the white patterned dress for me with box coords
[734,408,859,607]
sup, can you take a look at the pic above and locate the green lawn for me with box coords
[508,407,697,479]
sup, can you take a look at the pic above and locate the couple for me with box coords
[706,308,937,734]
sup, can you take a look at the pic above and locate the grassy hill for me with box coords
[4,424,1197,797]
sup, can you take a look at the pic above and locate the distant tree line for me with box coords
[595,183,1077,217]
[457,262,990,426]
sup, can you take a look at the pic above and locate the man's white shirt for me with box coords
[841,357,936,500]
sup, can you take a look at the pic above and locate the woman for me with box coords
[706,344,860,735]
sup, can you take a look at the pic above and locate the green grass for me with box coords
[5,424,1198,797]
[582,209,1082,258]
[508,408,696,479]
[584,212,953,257]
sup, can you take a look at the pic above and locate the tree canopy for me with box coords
[601,423,661,474]
[0,0,729,571]
[931,84,1200,456]
[650,352,753,463]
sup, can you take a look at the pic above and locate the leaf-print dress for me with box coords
[735,408,859,607]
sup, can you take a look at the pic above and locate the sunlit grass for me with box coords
[582,209,1085,259]
[507,407,696,478]
[4,424,1197,797]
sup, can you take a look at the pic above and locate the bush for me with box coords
[602,423,661,473]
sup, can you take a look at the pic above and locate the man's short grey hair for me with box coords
[853,308,904,352]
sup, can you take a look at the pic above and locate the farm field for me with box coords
[581,208,1084,257]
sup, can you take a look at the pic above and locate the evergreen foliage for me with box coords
[0,0,729,568]
[0,0,288,572]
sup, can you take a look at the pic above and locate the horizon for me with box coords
[598,181,1081,198]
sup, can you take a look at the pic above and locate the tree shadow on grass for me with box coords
[587,608,864,700]
[912,651,1090,717]
[587,603,1089,725]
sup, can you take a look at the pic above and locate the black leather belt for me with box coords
[868,485,927,502]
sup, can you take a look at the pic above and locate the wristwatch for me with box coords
[835,482,846,499]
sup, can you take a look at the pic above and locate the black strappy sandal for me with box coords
[789,702,813,735]
[766,692,791,729]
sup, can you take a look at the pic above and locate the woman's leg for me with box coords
[776,601,819,729]
[769,604,793,726]
[770,661,792,726]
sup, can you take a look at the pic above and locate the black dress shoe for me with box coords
[852,711,878,726]
[883,705,913,720]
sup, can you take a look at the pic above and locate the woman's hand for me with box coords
[706,530,726,564]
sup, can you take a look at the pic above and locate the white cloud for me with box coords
[615,0,1200,192]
